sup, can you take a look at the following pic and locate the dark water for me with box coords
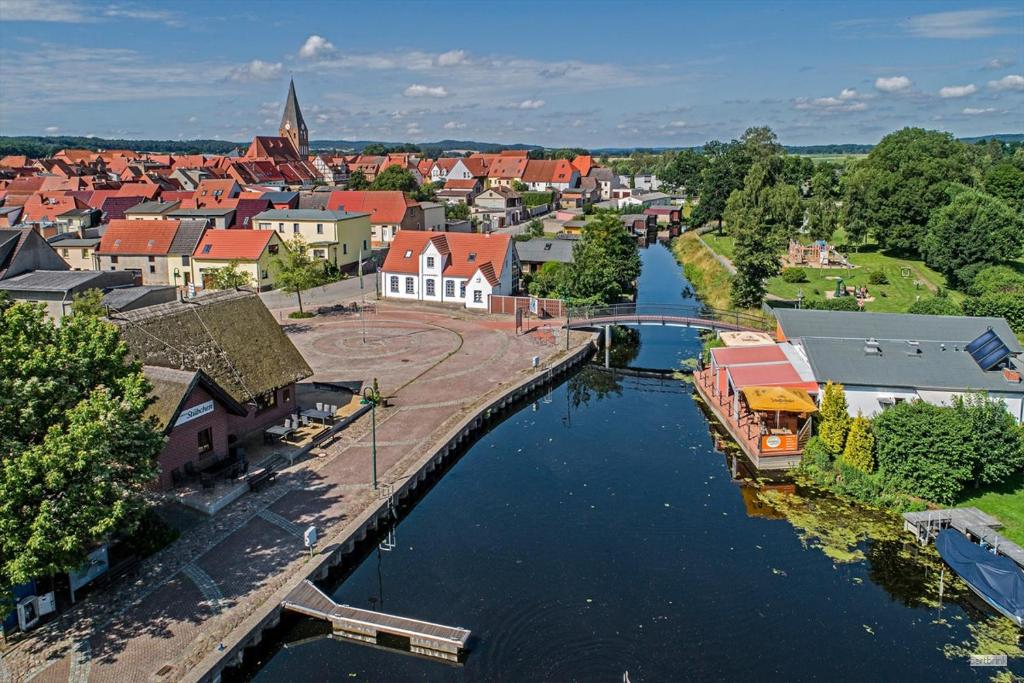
[250,242,1018,681]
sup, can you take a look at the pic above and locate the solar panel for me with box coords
[966,328,1012,371]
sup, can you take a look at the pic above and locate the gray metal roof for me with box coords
[126,200,180,215]
[253,208,366,221]
[773,308,1022,353]
[0,269,134,293]
[260,191,298,203]
[515,238,575,264]
[800,336,1024,394]
[168,207,235,217]
[102,285,176,311]
[50,237,100,247]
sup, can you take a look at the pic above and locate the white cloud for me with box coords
[298,35,335,60]
[988,74,1024,91]
[667,120,687,128]
[515,99,545,109]
[0,1,181,26]
[229,59,283,82]
[902,9,1022,39]
[875,75,912,92]
[437,49,468,67]
[187,116,198,123]
[794,87,869,112]
[963,107,997,115]
[443,120,466,130]
[938,84,977,98]
[403,84,449,98]
[984,57,1016,70]
[44,126,59,133]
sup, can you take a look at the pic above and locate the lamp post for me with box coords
[361,380,382,489]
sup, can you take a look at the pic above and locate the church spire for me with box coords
[279,78,308,157]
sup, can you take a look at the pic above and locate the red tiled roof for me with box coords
[118,183,160,199]
[20,194,87,222]
[522,159,575,183]
[728,363,817,392]
[97,219,180,255]
[571,155,594,176]
[444,178,479,190]
[487,156,528,179]
[461,156,489,177]
[193,229,278,260]
[245,136,300,162]
[326,191,414,224]
[382,231,511,282]
[196,179,238,199]
[230,198,271,228]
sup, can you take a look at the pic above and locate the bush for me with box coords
[288,310,315,319]
[873,401,972,504]
[867,270,889,285]
[781,267,808,283]
[805,296,861,311]
[907,297,962,316]
[802,435,834,473]
[962,292,1024,335]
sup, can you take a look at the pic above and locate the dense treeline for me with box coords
[0,135,240,157]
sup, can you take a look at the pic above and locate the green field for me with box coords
[960,474,1024,546]
[698,230,959,313]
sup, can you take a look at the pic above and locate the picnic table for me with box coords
[301,408,334,424]
[264,424,295,443]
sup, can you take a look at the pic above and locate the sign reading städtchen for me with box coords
[174,400,214,426]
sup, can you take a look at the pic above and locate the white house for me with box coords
[380,231,517,309]
[430,158,474,183]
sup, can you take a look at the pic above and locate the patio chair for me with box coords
[283,418,292,430]
[316,402,324,412]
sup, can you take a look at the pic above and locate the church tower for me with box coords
[279,79,308,157]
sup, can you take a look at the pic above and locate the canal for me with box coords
[247,242,1020,681]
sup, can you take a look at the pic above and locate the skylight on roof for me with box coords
[404,249,413,258]
[114,239,121,247]
[147,239,155,247]
[202,244,212,254]
[468,252,477,262]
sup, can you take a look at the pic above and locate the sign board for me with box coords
[529,297,539,315]
[303,525,317,548]
[187,282,196,299]
[69,545,109,593]
[174,400,214,427]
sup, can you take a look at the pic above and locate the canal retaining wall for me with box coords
[183,336,598,683]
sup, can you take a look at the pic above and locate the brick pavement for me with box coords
[1,303,578,683]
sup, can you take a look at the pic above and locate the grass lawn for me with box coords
[699,230,960,313]
[959,473,1024,546]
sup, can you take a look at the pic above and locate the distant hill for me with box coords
[0,132,1018,160]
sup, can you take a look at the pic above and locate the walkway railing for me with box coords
[566,303,773,333]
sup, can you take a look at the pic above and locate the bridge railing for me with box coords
[566,302,773,332]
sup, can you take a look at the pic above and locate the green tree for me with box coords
[347,169,369,190]
[273,236,327,313]
[841,415,875,473]
[0,302,162,597]
[445,202,471,221]
[526,218,544,238]
[202,260,254,290]
[512,180,528,192]
[923,186,1024,288]
[956,393,1024,487]
[983,162,1024,206]
[805,195,840,243]
[561,213,641,303]
[527,261,569,298]
[725,159,802,307]
[818,381,851,456]
[873,401,973,504]
[369,165,419,193]
[843,128,972,255]
[361,143,387,155]
[660,148,707,195]
[692,139,751,228]
[907,297,962,316]
[70,288,106,317]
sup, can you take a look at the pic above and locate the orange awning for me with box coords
[742,386,818,413]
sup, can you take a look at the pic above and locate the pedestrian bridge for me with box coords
[566,303,773,334]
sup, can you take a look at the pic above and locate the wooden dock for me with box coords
[903,507,1024,569]
[282,580,471,662]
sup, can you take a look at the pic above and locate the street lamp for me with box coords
[360,380,382,489]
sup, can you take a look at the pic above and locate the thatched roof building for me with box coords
[112,289,313,405]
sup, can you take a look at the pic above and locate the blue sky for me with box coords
[0,0,1021,147]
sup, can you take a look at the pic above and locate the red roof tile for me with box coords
[97,219,180,255]
[326,191,414,224]
[522,159,575,183]
[382,231,512,282]
[193,229,279,260]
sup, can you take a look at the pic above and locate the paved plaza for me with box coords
[1,302,585,683]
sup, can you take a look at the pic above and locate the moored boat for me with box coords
[936,529,1024,627]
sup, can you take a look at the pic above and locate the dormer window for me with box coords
[404,250,413,258]
[467,253,477,262]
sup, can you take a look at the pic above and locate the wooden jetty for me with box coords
[903,507,1024,569]
[282,580,471,662]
